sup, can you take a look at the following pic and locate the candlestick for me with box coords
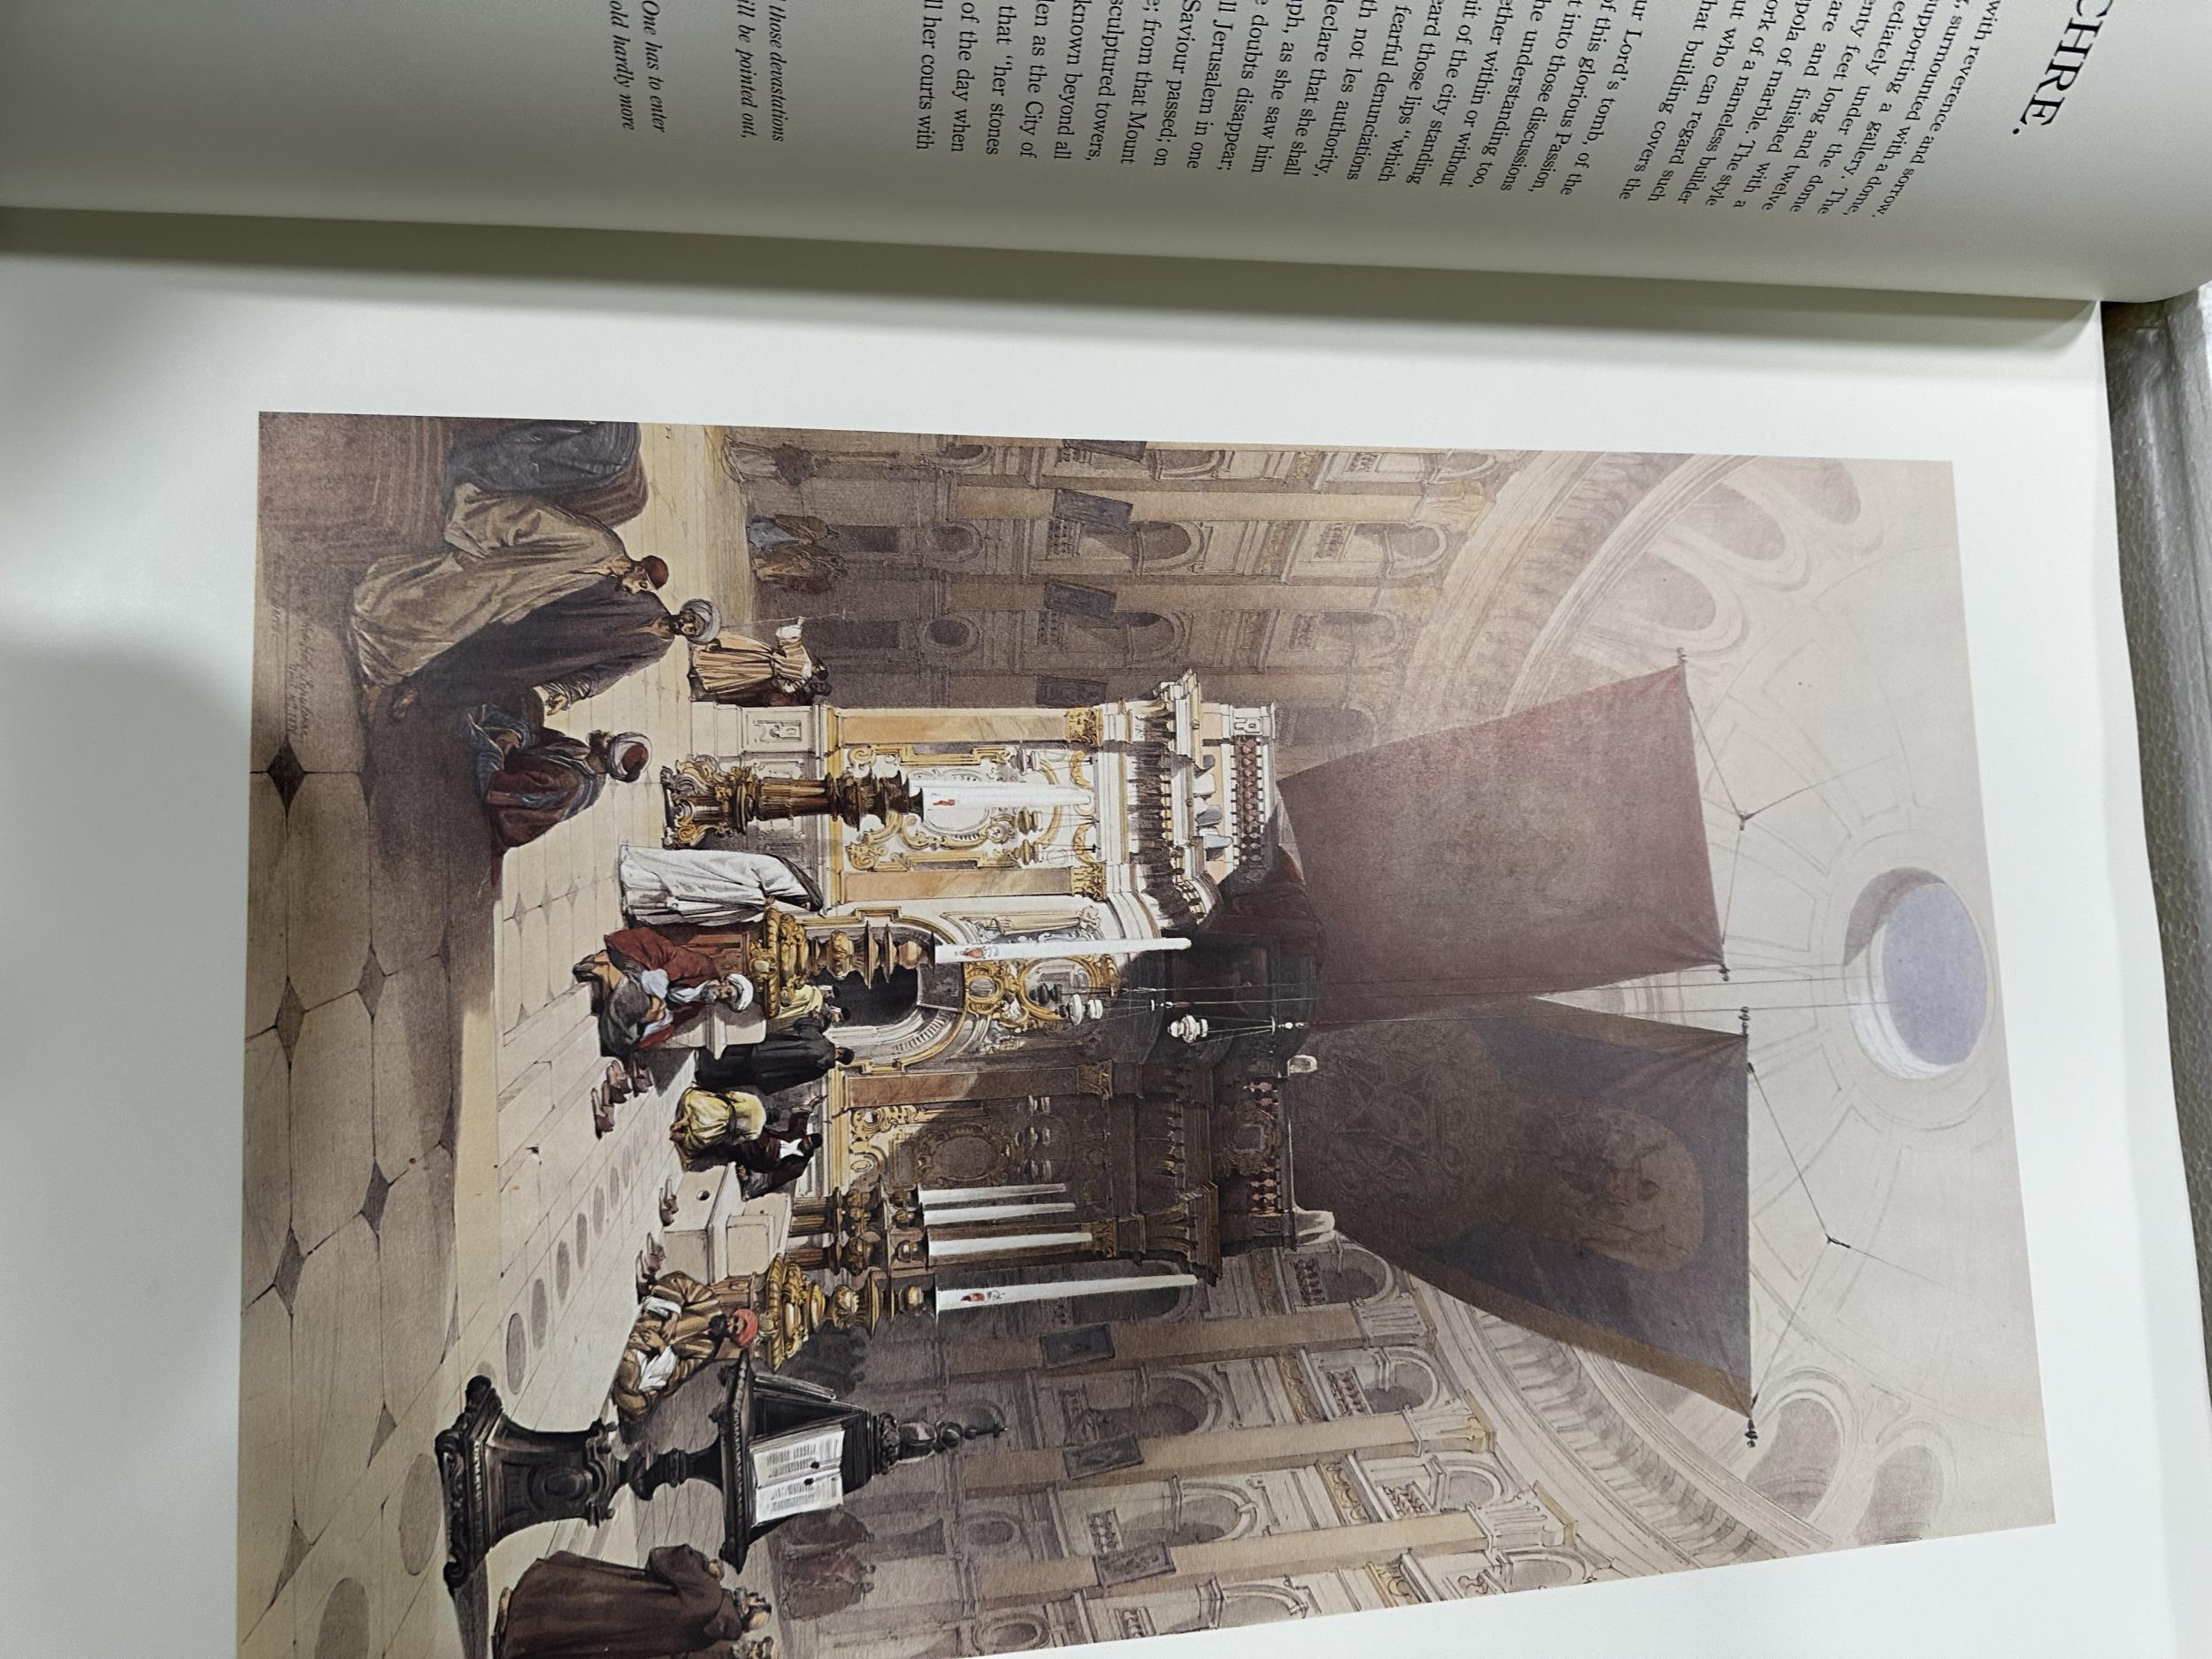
[934,937,1191,964]
[933,1273,1200,1311]
[925,1201,1079,1225]
[927,1228,1093,1260]
[916,1182,1067,1205]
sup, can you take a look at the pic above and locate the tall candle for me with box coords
[933,1273,1201,1311]
[928,1229,1093,1260]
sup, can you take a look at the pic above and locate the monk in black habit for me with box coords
[391,581,719,718]
[693,1005,853,1098]
[495,1545,769,1659]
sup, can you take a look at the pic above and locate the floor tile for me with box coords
[290,1217,383,1541]
[283,773,373,1009]
[288,994,375,1255]
[372,958,452,1179]
[243,1029,292,1304]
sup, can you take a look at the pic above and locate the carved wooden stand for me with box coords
[435,1353,994,1591]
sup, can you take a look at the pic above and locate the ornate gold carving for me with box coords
[1317,1458,1377,1524]
[756,1249,892,1369]
[845,1101,983,1170]
[1069,955,1123,993]
[1276,1354,1323,1424]
[1071,864,1108,900]
[1221,1097,1284,1178]
[913,1126,1015,1189]
[1367,1562,1423,1608]
[1064,707,1103,747]
[956,957,1095,1031]
[1075,1062,1114,1100]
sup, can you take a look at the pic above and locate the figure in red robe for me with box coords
[467,705,649,851]
[576,925,757,1060]
[494,1545,770,1659]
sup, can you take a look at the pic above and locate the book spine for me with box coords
[2107,289,2212,1366]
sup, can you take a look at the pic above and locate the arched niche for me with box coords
[1215,1586,1308,1627]
[975,1615,1048,1652]
[1437,1463,1504,1511]
[916,521,983,563]
[1058,605,1191,664]
[1083,519,1203,570]
[1110,1482,1255,1549]
[1495,1552,1581,1593]
[1677,484,1787,562]
[1609,553,1719,633]
[1286,1241,1392,1307]
[929,441,1000,472]
[921,614,981,655]
[1149,449,1233,480]
[1349,520,1452,573]
[1852,1443,1947,1547]
[1080,1371,1220,1440]
[1747,1395,1844,1520]
[1342,1348,1444,1413]
[1763,457,1864,524]
[963,1513,1024,1551]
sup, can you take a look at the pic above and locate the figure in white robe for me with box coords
[349,484,666,687]
[616,845,825,927]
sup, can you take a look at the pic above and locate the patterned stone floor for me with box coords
[241,419,757,1659]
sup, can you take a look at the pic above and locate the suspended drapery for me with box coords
[1287,997,1751,1412]
[1275,665,1724,1026]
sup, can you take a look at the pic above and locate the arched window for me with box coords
[1845,872,1989,1079]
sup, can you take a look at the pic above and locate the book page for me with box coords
[2,242,2208,1659]
[3,1,2208,299]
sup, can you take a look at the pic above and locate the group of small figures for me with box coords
[342,419,833,856]
[359,426,857,1657]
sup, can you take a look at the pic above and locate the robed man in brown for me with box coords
[495,1544,769,1659]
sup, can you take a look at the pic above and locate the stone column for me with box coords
[832,706,1081,746]
[958,1413,1429,1496]
[943,1306,1363,1379]
[972,1510,1485,1607]
[949,481,1432,524]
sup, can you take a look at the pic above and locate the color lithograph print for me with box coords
[241,419,2050,1659]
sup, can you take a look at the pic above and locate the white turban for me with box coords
[677,598,721,643]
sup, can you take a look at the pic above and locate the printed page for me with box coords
[4,245,2210,1659]
[3,0,2208,299]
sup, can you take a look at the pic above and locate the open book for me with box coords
[6,8,2212,1659]
[5,0,2210,299]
